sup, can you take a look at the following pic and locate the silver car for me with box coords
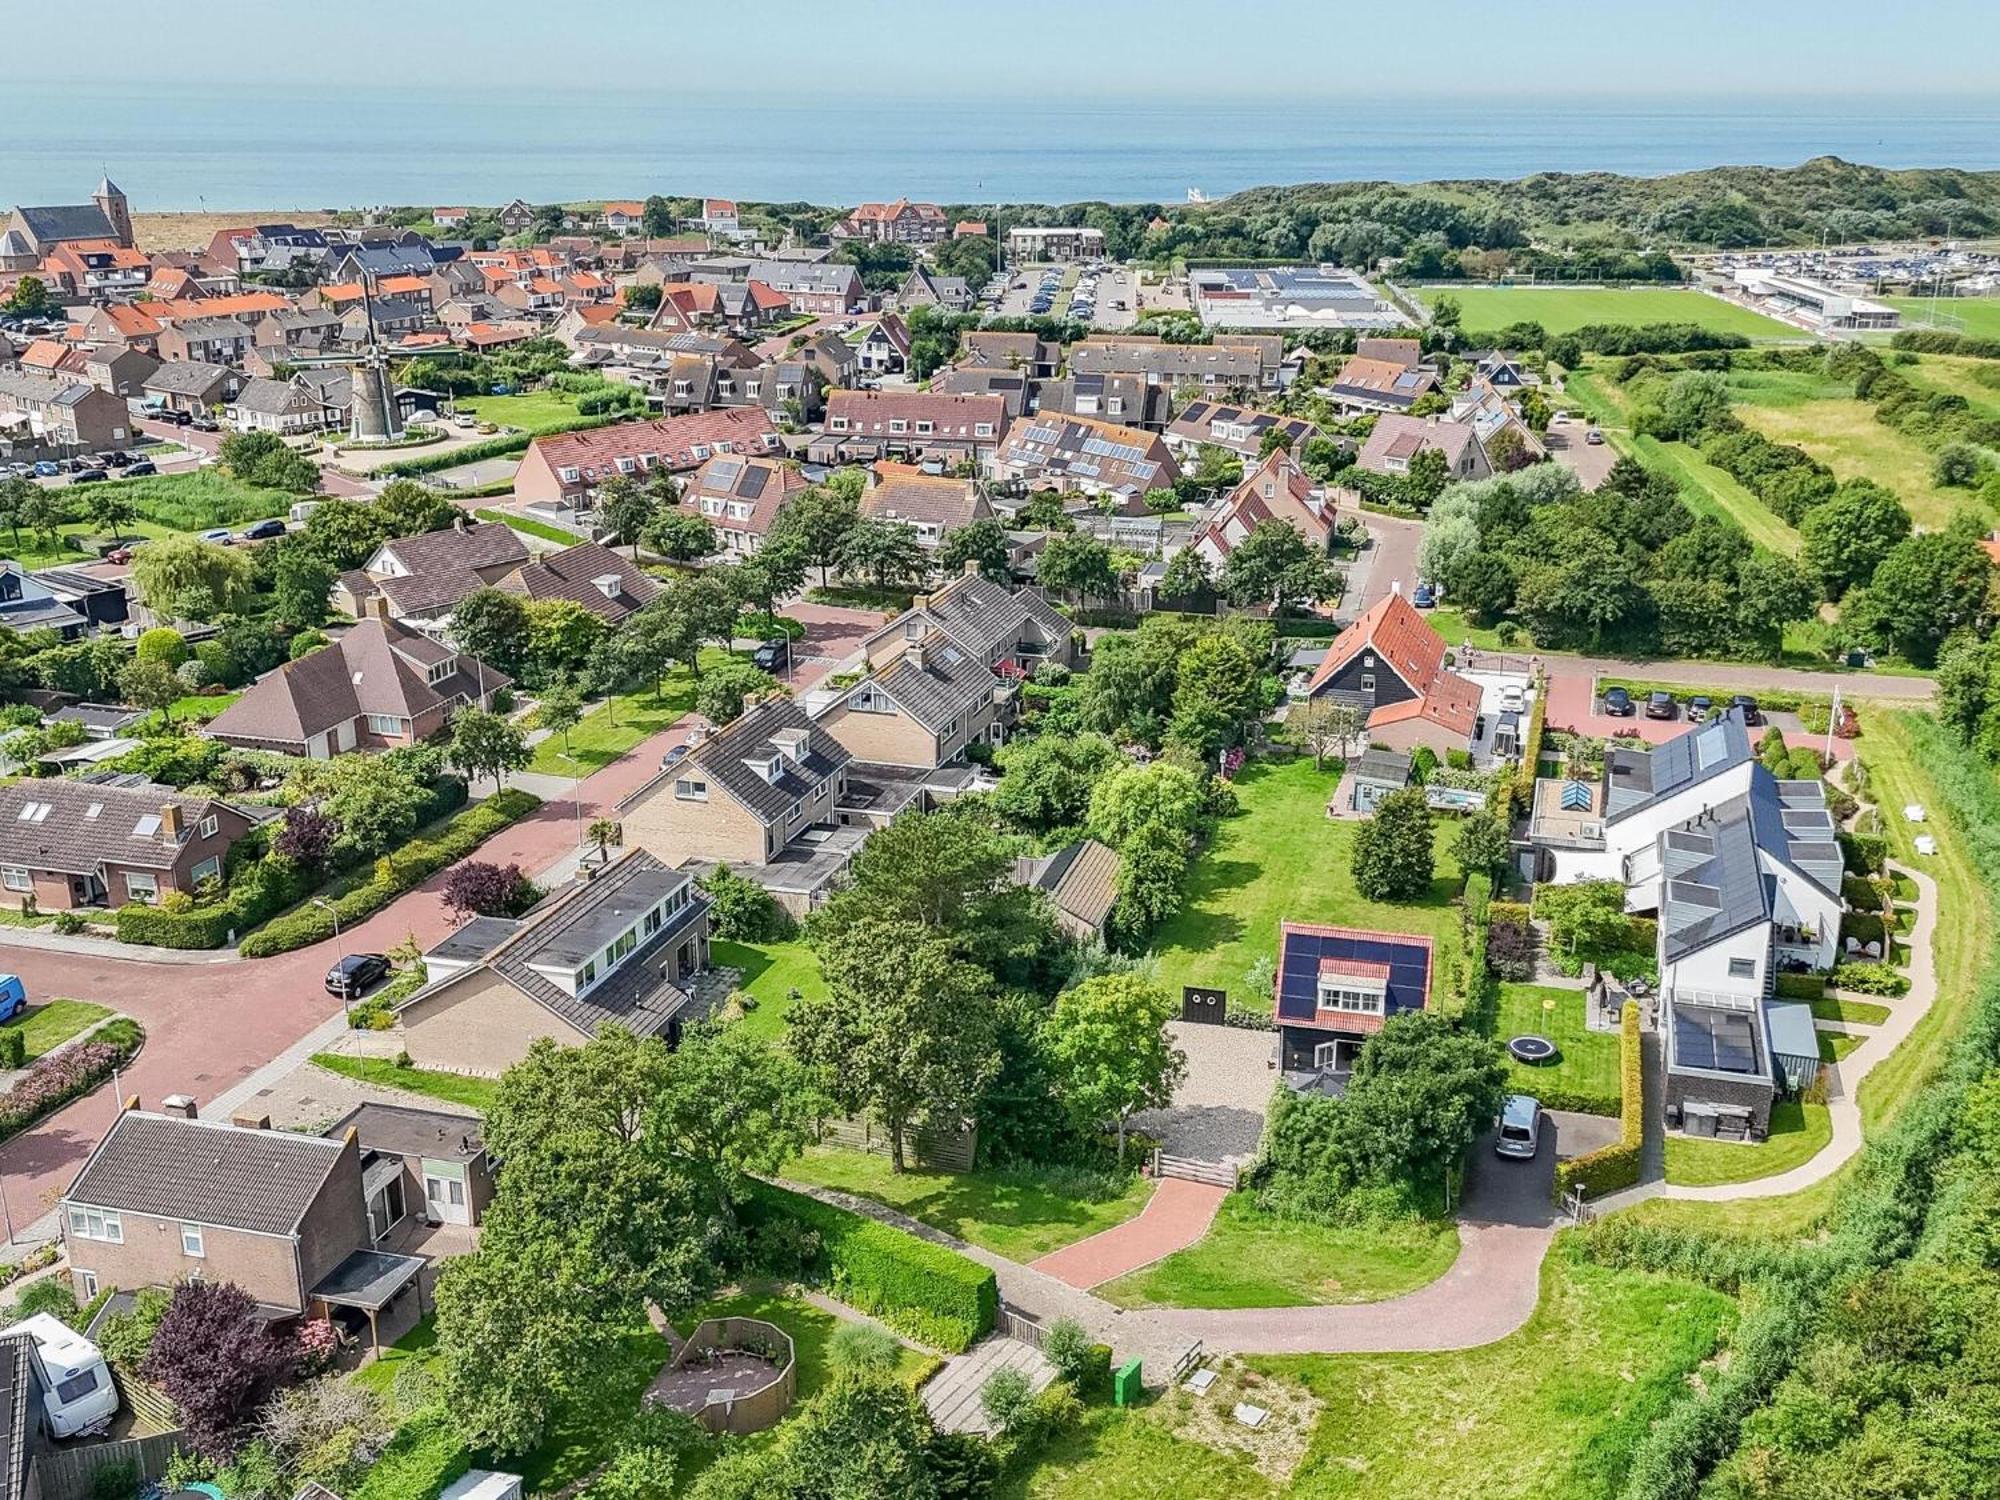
[1496,1094,1542,1160]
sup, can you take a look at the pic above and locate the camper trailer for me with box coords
[0,1312,119,1438]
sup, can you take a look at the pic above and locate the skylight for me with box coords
[133,814,162,837]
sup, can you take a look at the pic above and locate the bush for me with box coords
[13,1277,77,1322]
[0,1028,21,1070]
[0,1019,144,1143]
[1553,1002,1643,1202]
[827,1321,902,1377]
[1833,961,1911,997]
[981,1367,1034,1434]
[699,863,796,942]
[742,1183,997,1352]
[88,1462,138,1500]
[1839,829,1888,876]
[1841,911,1888,949]
[1041,1316,1094,1388]
[238,790,541,956]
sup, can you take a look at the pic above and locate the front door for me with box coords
[423,1167,469,1225]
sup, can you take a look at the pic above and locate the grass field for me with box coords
[710,937,825,1041]
[1886,294,2000,340]
[1663,1100,1833,1187]
[524,649,733,776]
[1417,285,1800,340]
[1495,983,1622,1113]
[15,999,112,1061]
[1254,1253,1736,1500]
[1096,1193,1460,1310]
[999,1407,1274,1500]
[782,1146,1155,1263]
[1148,757,1463,1010]
[455,390,589,433]
[1809,995,1891,1026]
[1897,352,2000,421]
[0,470,298,570]
[310,1053,499,1113]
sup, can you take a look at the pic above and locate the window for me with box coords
[915,420,934,435]
[0,867,27,893]
[124,872,157,905]
[181,1223,205,1257]
[1360,674,1376,692]
[975,422,995,438]
[558,466,581,484]
[55,1367,100,1405]
[366,714,403,735]
[580,959,596,987]
[605,929,638,966]
[190,856,221,885]
[68,1207,122,1243]
[848,684,891,714]
[1728,957,1757,980]
[674,778,708,801]
[77,1270,97,1300]
[644,906,662,935]
[888,419,908,434]
[1316,984,1384,1015]
[198,815,219,839]
[829,416,848,432]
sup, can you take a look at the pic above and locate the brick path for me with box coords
[1029,1177,1227,1289]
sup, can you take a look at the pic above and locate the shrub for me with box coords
[349,1407,469,1500]
[827,1321,902,1377]
[1833,961,1911,996]
[88,1462,138,1500]
[0,1029,21,1070]
[440,860,534,920]
[50,911,86,935]
[14,1277,77,1322]
[98,1287,170,1366]
[1041,1316,1096,1389]
[143,1280,298,1458]
[0,1020,144,1143]
[1841,911,1888,949]
[1839,828,1888,876]
[1553,1001,1643,1202]
[742,1183,996,1352]
[699,863,796,942]
[1774,971,1827,1001]
[980,1367,1034,1434]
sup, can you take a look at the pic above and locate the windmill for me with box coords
[282,266,414,442]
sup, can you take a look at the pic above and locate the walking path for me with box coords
[1028,1177,1226,1289]
[922,1338,1056,1435]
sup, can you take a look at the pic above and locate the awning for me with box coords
[362,1154,405,1202]
[309,1249,425,1312]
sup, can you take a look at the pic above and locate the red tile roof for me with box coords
[530,406,781,476]
[824,389,1007,439]
[1305,591,1481,736]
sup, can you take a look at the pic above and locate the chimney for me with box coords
[161,1093,197,1120]
[454,512,469,532]
[963,558,982,578]
[230,1110,271,1130]
[123,1094,141,1112]
[160,802,183,841]
[909,640,927,671]
[370,593,391,621]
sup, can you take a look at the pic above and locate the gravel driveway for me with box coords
[1130,1020,1275,1167]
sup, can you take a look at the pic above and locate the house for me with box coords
[1471,351,1534,389]
[699,199,742,238]
[1067,337,1278,394]
[398,848,714,1075]
[652,345,770,414]
[809,390,1007,467]
[619,697,856,915]
[1037,373,1169,431]
[954,220,988,240]
[0,179,132,268]
[1273,924,1434,1087]
[205,611,511,758]
[15,340,86,380]
[497,540,661,626]
[863,463,990,548]
[1347,748,1412,814]
[1005,227,1104,263]
[230,370,350,435]
[0,564,93,639]
[897,265,971,313]
[38,239,150,298]
[0,775,261,910]
[684,454,808,558]
[932,368,1034,419]
[333,519,531,627]
[141,359,240,415]
[1301,592,1482,756]
[61,1098,427,1349]
[83,344,157,398]
[513,407,783,508]
[1326,354,1438,414]
[601,201,647,235]
[798,331,860,389]
[834,199,949,246]
[807,562,1076,770]
[1166,400,1320,462]
[957,331,1059,379]
[498,199,537,235]
[1450,382,1545,468]
[1190,448,1333,571]
[433,208,471,229]
[324,1101,492,1234]
[29,566,127,632]
[1355,337,1421,366]
[0,371,130,454]
[76,302,163,354]
[154,316,255,370]
[1352,413,1491,484]
[855,313,912,375]
[49,703,145,741]
[689,258,865,316]
[992,411,1179,510]
[1013,838,1119,941]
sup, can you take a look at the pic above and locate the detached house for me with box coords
[499,540,661,626]
[1274,924,1434,1087]
[399,848,714,1075]
[833,199,949,246]
[141,360,240,416]
[1190,448,1334,572]
[0,775,262,910]
[333,519,530,628]
[1326,354,1437,414]
[897,265,971,313]
[863,462,990,548]
[1301,592,1482,756]
[1352,414,1491,485]
[206,612,510,758]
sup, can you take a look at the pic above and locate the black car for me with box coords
[70,468,108,485]
[159,409,193,427]
[239,518,287,541]
[122,459,157,478]
[1645,691,1677,720]
[101,450,133,468]
[325,952,391,999]
[1602,686,1635,717]
[1730,694,1762,726]
[751,640,788,673]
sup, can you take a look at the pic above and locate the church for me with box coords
[0,176,135,272]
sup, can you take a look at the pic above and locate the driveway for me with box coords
[1339,505,1422,620]
[1128,1020,1272,1167]
[1541,422,1618,490]
[1542,670,1855,761]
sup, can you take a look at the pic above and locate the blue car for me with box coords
[1411,583,1436,608]
[0,974,25,1024]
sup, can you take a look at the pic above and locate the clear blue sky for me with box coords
[19,0,2000,94]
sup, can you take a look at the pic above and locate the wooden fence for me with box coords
[39,1431,183,1500]
[818,1115,977,1173]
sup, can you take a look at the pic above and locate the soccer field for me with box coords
[1414,285,1801,340]
[1887,295,2000,339]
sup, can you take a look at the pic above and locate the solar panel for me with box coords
[1675,1008,1759,1074]
[1023,425,1061,445]
[1079,436,1145,463]
[1695,724,1728,769]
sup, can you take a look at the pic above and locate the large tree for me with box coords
[767,483,861,586]
[991,731,1121,832]
[1331,1012,1507,1192]
[937,516,1012,584]
[649,1021,819,1221]
[132,535,255,620]
[270,541,336,630]
[1351,787,1435,902]
[1042,974,1186,1163]
[646,509,720,564]
[1291,696,1367,770]
[1218,519,1340,615]
[1037,531,1118,609]
[447,706,530,788]
[451,587,534,678]
[142,1280,296,1458]
[1798,480,1913,601]
[1087,760,1203,849]
[836,516,928,590]
[1846,522,1992,665]
[1166,629,1265,758]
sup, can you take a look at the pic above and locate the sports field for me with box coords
[1886,295,2000,340]
[1415,286,1799,340]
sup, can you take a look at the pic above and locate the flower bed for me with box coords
[0,1018,143,1144]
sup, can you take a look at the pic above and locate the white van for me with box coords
[0,1312,119,1438]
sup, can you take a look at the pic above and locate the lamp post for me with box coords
[313,897,349,1017]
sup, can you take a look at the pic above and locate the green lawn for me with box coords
[310,1053,499,1113]
[1417,285,1800,340]
[997,1407,1274,1500]
[1257,1253,1736,1500]
[1423,606,1506,651]
[679,1288,939,1395]
[782,1145,1155,1263]
[711,937,825,1041]
[1148,757,1463,1010]
[1096,1193,1459,1310]
[14,999,113,1061]
[1886,295,2000,339]
[0,470,298,569]
[1818,1030,1864,1063]
[1896,352,2000,422]
[455,391,587,434]
[524,653,729,776]
[1663,1100,1833,1187]
[167,692,242,723]
[474,507,588,546]
[1810,995,1891,1026]
[353,1313,438,1402]
[1494,983,1622,1114]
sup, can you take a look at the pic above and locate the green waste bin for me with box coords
[1112,1357,1144,1407]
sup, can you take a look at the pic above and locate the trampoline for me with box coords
[1507,1035,1560,1066]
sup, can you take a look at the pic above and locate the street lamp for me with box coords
[313,897,350,1017]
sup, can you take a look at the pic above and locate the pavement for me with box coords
[923,1337,1057,1435]
[1127,1021,1272,1167]
[1541,672,1858,761]
[1028,1177,1227,1290]
[1336,503,1422,620]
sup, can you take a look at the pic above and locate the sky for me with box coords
[13,0,2000,95]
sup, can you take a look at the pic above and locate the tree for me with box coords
[1110,818,1189,944]
[524,597,607,682]
[1535,880,1629,956]
[1218,519,1340,614]
[991,732,1120,831]
[1087,761,1202,848]
[1799,480,1913,600]
[1330,1012,1507,1193]
[1043,974,1186,1162]
[270,542,336,630]
[1037,531,1117,609]
[650,1021,818,1219]
[294,498,389,571]
[695,660,780,725]
[646,509,719,564]
[1846,523,1992,665]
[1292,696,1366,770]
[837,516,928,590]
[136,625,191,670]
[217,429,317,493]
[791,918,996,1170]
[781,1375,945,1500]
[83,487,137,544]
[443,860,533,919]
[2,275,52,316]
[447,707,530,788]
[287,754,431,857]
[534,678,584,760]
[142,1280,296,1458]
[0,476,32,550]
[767,483,860,586]
[274,804,339,873]
[1351,787,1435,901]
[733,538,807,622]
[1647,369,1734,442]
[20,486,70,558]
[1452,810,1511,880]
[133,535,255,619]
[371,478,461,537]
[647,573,739,681]
[698,863,792,941]
[1733,552,1817,662]
[452,588,533,678]
[1166,629,1265,758]
[118,658,184,724]
[1405,447,1450,506]
[937,516,1011,583]
[596,475,660,559]
[1157,546,1211,602]
[1448,550,1517,625]
[1933,441,1988,489]
[642,194,675,237]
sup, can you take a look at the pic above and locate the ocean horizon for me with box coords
[5,83,2000,211]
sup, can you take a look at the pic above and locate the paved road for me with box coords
[1337,504,1422,620]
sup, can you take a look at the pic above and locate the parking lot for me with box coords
[988,261,1139,327]
[1541,670,1855,761]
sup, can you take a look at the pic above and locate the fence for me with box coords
[39,1431,183,1500]
[1152,1151,1239,1189]
[666,1316,796,1437]
[994,1302,1047,1350]
[817,1115,977,1173]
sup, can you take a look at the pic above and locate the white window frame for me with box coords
[198,815,219,839]
[77,1270,98,1300]
[0,866,28,893]
[124,872,158,905]
[181,1223,206,1257]
[674,777,708,801]
[366,713,404,736]
[190,856,221,885]
[1728,957,1757,980]
[68,1207,123,1244]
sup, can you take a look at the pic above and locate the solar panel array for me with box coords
[1276,928,1430,1025]
[1674,1006,1760,1075]
[1080,435,1146,463]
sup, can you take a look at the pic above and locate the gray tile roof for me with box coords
[871,634,999,733]
[0,777,247,875]
[499,540,660,623]
[1749,774,1843,896]
[351,521,530,617]
[142,360,235,396]
[1659,798,1770,962]
[1018,838,1119,932]
[67,1110,348,1235]
[676,696,850,825]
[15,204,116,245]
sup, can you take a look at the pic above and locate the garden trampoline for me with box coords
[1507,1035,1560,1066]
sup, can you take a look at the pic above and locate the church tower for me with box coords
[93,175,133,249]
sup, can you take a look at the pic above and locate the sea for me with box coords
[5,84,2000,210]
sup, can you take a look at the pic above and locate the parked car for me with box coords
[1730,694,1763,726]
[200,527,234,544]
[1602,686,1635,717]
[324,952,391,999]
[660,743,691,773]
[31,461,58,478]
[1645,691,1677,720]
[751,640,788,672]
[1686,695,1713,723]
[189,415,220,432]
[1411,583,1436,609]
[101,450,134,468]
[1496,1094,1542,1160]
[1585,427,1605,446]
[69,469,108,486]
[452,412,478,429]
[238,518,287,542]
[159,409,193,428]
[0,974,25,1024]
[122,460,156,478]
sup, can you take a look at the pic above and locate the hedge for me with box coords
[382,413,617,479]
[1841,911,1889,948]
[1840,874,1883,912]
[1511,672,1548,818]
[238,790,541,957]
[1774,971,1827,1001]
[1839,829,1888,876]
[0,1018,144,1145]
[1552,1001,1642,1203]
[744,1182,996,1353]
[1831,961,1911,997]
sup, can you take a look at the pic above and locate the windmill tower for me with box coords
[347,268,404,444]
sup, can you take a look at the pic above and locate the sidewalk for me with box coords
[0,925,243,964]
[1029,1178,1225,1289]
